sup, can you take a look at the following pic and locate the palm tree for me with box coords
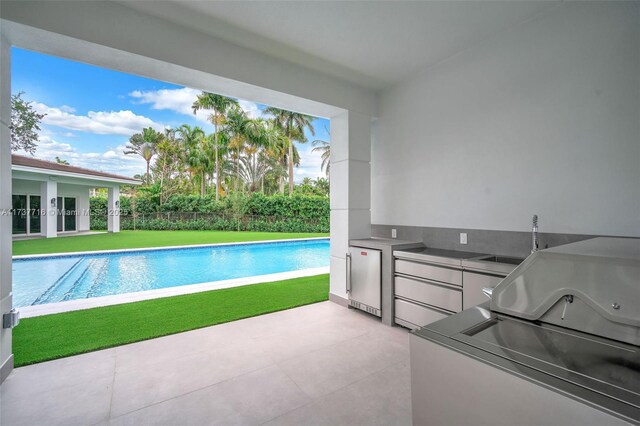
[264,107,315,195]
[311,139,330,178]
[176,124,207,196]
[192,92,239,200]
[222,109,267,192]
[237,151,272,192]
[262,120,290,194]
[124,127,164,184]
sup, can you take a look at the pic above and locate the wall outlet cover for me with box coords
[391,228,397,238]
[460,233,468,244]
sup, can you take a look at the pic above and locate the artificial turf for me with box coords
[13,274,329,367]
[12,230,328,256]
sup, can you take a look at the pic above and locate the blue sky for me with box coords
[11,47,330,181]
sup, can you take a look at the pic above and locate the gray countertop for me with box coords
[393,247,489,267]
[394,247,524,274]
[349,238,424,249]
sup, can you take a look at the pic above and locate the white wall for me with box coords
[58,184,90,232]
[329,111,372,299]
[373,2,640,236]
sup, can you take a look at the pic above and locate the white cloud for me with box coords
[294,144,326,182]
[15,135,146,178]
[33,102,165,136]
[130,87,209,122]
[238,100,261,119]
[130,87,263,123]
[59,105,76,113]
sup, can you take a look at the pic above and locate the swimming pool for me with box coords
[12,238,329,307]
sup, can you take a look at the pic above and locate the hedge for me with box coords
[89,193,330,233]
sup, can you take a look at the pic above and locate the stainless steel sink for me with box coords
[475,255,525,265]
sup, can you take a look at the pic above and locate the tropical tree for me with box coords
[262,120,290,194]
[192,92,239,200]
[222,109,268,192]
[152,128,188,204]
[237,151,273,192]
[264,107,315,195]
[124,127,164,184]
[10,92,45,155]
[311,139,330,178]
[315,177,330,196]
[176,124,208,196]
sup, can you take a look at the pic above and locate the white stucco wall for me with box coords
[58,183,90,232]
[373,2,640,236]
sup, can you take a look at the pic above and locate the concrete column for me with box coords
[107,186,120,233]
[0,32,13,383]
[328,110,372,303]
[41,180,58,238]
[77,189,90,231]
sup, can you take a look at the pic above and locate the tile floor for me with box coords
[0,301,412,426]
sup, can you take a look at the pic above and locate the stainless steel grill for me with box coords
[490,237,640,346]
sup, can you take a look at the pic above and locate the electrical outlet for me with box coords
[391,229,397,238]
[460,233,468,245]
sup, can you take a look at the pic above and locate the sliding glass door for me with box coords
[12,195,42,235]
[56,197,77,232]
[64,197,76,232]
[12,195,27,235]
[30,196,41,234]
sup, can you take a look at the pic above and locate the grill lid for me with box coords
[490,237,640,346]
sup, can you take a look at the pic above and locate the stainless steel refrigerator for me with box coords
[347,246,382,317]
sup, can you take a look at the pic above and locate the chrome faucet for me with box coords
[531,214,539,253]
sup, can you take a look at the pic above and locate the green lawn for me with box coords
[13,274,329,367]
[13,230,328,256]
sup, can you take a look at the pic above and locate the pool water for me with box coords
[12,239,329,307]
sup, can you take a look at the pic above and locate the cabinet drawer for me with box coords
[395,259,462,286]
[395,299,449,329]
[395,276,462,312]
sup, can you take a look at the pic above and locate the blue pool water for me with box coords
[12,239,329,307]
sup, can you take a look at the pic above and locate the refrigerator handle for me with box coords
[346,252,352,294]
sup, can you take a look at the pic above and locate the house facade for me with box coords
[11,154,140,238]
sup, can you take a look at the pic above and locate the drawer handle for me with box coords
[396,274,462,291]
[346,252,351,294]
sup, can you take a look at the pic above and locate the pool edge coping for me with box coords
[18,266,330,318]
[12,236,330,260]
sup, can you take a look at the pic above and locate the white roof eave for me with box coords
[12,165,142,186]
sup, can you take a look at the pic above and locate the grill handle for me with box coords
[482,287,494,299]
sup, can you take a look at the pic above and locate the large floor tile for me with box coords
[1,349,116,402]
[278,331,408,399]
[110,339,273,417]
[266,361,412,426]
[1,374,114,426]
[109,365,310,426]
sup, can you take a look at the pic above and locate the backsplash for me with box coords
[371,224,600,258]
